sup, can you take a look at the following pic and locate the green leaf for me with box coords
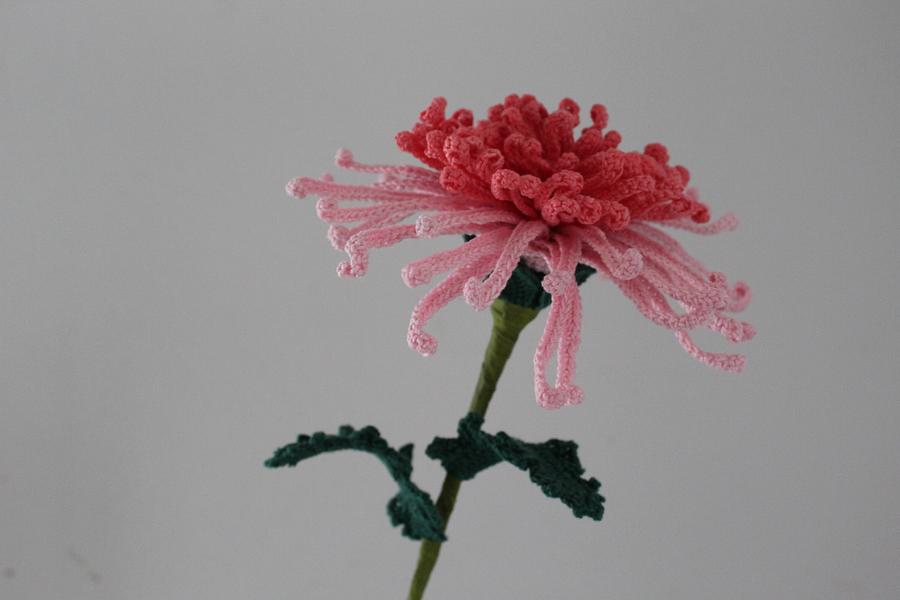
[427,413,605,521]
[266,425,445,541]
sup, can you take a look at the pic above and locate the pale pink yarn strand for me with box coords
[533,234,584,409]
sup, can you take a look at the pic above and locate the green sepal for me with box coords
[426,413,605,521]
[265,425,446,541]
[462,235,596,310]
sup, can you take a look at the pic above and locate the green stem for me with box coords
[406,299,539,600]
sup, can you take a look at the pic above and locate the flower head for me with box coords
[287,95,754,409]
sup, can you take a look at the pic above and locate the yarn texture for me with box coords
[464,234,597,310]
[287,94,755,410]
[427,413,605,521]
[265,425,445,541]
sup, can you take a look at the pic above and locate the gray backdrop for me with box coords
[2,1,898,598]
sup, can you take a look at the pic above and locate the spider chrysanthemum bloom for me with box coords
[287,95,754,409]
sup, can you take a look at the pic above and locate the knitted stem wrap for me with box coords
[469,299,540,416]
[406,299,538,600]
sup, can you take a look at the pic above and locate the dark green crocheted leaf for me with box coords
[462,234,596,310]
[266,425,445,541]
[426,413,605,521]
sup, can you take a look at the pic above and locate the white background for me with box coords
[2,1,898,598]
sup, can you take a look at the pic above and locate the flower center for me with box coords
[396,94,711,231]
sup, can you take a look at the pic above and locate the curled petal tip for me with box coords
[721,213,739,231]
[730,281,752,312]
[407,331,438,356]
[315,197,337,219]
[739,323,757,342]
[462,278,493,311]
[716,318,756,343]
[562,385,584,407]
[337,261,365,278]
[286,177,307,198]
[334,148,353,167]
[537,385,583,410]
[541,271,575,296]
[537,393,563,410]
[722,319,756,343]
[401,265,430,288]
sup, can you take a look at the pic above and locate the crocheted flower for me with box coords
[287,95,754,409]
